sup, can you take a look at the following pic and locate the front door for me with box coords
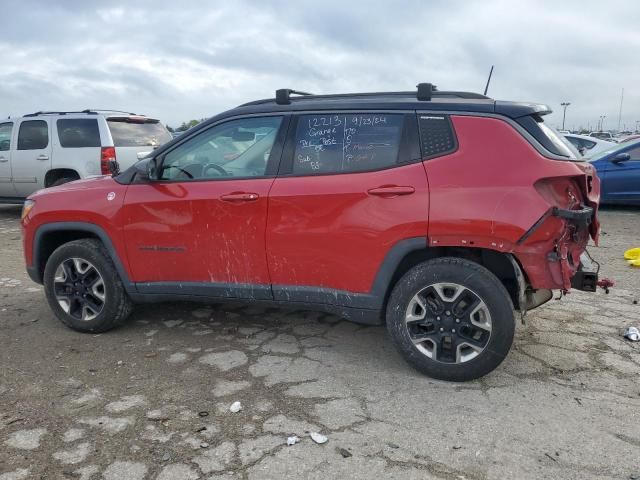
[0,122,16,198]
[266,112,429,301]
[11,119,52,197]
[122,115,288,300]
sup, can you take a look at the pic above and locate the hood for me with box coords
[29,175,115,198]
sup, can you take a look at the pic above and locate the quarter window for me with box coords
[57,119,101,148]
[160,116,283,180]
[18,120,48,150]
[292,114,404,174]
[0,122,13,151]
[418,115,457,158]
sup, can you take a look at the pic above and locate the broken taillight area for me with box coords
[519,176,600,291]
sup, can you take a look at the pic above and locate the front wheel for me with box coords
[43,239,133,333]
[386,257,515,381]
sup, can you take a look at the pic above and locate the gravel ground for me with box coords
[0,205,639,480]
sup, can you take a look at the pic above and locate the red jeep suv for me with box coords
[21,84,600,381]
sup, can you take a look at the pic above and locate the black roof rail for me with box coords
[275,89,314,105]
[23,110,99,117]
[82,109,139,115]
[240,85,490,108]
[23,109,140,118]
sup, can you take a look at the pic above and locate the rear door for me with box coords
[55,117,103,176]
[0,122,16,197]
[601,143,640,203]
[106,117,173,170]
[266,111,429,302]
[11,119,52,197]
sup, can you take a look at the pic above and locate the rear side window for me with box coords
[0,122,13,151]
[292,114,404,174]
[107,118,172,147]
[418,115,457,158]
[17,120,48,150]
[517,114,579,160]
[57,119,101,148]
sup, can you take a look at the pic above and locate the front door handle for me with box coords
[220,192,259,202]
[36,154,49,161]
[367,185,415,197]
[0,156,7,163]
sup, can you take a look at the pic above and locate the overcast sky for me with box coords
[1,0,639,131]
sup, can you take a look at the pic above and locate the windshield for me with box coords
[588,138,640,162]
[108,118,172,147]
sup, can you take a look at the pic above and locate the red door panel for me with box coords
[266,162,429,293]
[122,179,274,284]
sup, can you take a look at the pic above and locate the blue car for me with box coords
[589,139,640,205]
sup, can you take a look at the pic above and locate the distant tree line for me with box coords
[166,118,206,133]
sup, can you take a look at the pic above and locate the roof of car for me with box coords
[224,86,552,120]
[565,133,614,142]
[21,109,152,119]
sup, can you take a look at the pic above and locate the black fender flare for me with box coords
[28,222,134,293]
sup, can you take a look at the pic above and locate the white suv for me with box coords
[0,110,172,203]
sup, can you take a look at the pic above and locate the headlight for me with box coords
[21,199,35,220]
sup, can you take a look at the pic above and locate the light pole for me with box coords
[598,115,607,131]
[560,102,571,130]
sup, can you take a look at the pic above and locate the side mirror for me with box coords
[611,152,631,164]
[108,159,120,175]
[134,158,158,181]
[578,146,586,156]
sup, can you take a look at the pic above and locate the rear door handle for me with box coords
[36,154,49,161]
[220,192,260,202]
[367,185,415,197]
[0,156,7,163]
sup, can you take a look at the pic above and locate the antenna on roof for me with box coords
[483,65,494,96]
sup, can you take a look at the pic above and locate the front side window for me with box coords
[0,122,13,151]
[628,145,640,161]
[160,116,283,180]
[292,114,404,175]
[17,120,48,150]
[57,119,101,148]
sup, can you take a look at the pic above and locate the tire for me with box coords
[49,176,79,187]
[386,257,515,382]
[43,239,133,333]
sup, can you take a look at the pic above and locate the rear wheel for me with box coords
[386,257,515,381]
[43,239,133,333]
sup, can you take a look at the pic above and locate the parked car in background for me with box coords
[21,84,601,381]
[588,139,640,205]
[620,134,640,143]
[589,131,617,142]
[564,133,615,158]
[0,110,172,203]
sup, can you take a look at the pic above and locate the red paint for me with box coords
[22,114,599,296]
[266,162,429,293]
[120,179,275,284]
[425,116,600,290]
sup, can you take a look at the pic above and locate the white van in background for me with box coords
[0,110,172,203]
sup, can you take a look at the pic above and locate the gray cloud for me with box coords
[1,0,639,131]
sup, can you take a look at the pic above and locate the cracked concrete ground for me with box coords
[1,205,639,479]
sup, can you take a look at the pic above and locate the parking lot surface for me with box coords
[1,205,639,480]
